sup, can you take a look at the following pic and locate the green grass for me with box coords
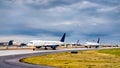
[98,48,120,56]
[20,48,120,68]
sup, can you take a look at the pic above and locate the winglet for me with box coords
[60,33,66,42]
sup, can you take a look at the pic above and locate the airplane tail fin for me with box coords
[77,40,79,44]
[97,38,100,43]
[8,40,14,46]
[60,33,66,42]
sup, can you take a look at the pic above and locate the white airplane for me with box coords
[84,38,100,48]
[27,33,66,50]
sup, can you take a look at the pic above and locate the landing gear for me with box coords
[51,46,57,50]
[32,46,57,50]
[32,46,36,51]
[85,46,88,48]
[33,48,35,51]
[45,46,48,50]
[52,47,56,50]
[95,46,99,48]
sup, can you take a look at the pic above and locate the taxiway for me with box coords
[0,47,119,68]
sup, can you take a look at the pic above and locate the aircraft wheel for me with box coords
[45,46,48,50]
[33,48,35,51]
[51,46,56,50]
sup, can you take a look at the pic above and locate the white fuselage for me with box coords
[27,40,64,47]
[85,42,100,46]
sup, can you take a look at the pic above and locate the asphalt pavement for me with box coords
[0,47,119,68]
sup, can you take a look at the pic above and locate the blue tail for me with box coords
[60,33,66,42]
[8,40,14,46]
[97,38,100,43]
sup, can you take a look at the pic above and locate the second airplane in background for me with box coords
[85,38,100,48]
[27,33,66,50]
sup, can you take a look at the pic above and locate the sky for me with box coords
[0,0,120,44]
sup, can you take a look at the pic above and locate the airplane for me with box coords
[27,33,66,50]
[84,38,100,48]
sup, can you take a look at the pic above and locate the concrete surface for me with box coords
[0,47,119,68]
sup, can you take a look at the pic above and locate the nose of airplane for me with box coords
[26,42,33,46]
[26,43,32,46]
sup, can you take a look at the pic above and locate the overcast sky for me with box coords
[0,0,120,44]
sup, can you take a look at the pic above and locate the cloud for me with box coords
[0,0,119,44]
[97,6,120,13]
